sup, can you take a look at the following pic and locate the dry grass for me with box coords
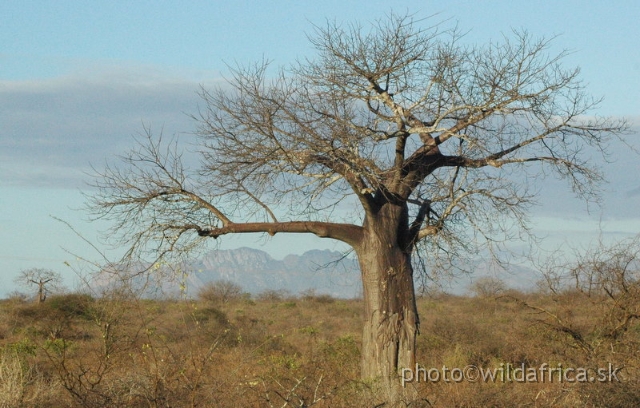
[0,287,639,407]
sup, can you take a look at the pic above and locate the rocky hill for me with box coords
[189,247,362,298]
[89,247,539,299]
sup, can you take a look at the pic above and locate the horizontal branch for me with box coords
[197,221,364,247]
[443,154,591,173]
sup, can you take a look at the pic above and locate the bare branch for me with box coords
[91,12,627,297]
[198,221,363,246]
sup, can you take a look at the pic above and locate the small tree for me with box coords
[197,280,244,303]
[14,268,63,303]
[90,13,626,398]
[470,276,507,297]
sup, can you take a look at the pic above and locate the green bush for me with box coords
[191,306,229,326]
[46,293,94,319]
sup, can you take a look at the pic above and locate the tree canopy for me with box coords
[14,268,63,303]
[91,15,624,269]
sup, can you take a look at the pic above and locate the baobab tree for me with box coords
[90,14,626,398]
[15,268,63,303]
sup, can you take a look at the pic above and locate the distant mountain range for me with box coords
[92,247,540,298]
[189,247,362,298]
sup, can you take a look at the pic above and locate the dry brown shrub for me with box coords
[1,280,639,407]
[197,280,245,304]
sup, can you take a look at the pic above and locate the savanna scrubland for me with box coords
[2,238,640,408]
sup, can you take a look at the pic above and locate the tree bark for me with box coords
[355,201,419,398]
[38,280,46,303]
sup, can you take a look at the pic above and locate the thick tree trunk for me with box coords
[38,281,46,303]
[355,201,419,399]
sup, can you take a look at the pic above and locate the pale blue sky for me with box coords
[1,1,639,295]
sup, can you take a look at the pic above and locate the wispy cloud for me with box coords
[0,66,214,188]
[1,65,638,229]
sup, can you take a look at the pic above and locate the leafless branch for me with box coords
[90,12,627,276]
